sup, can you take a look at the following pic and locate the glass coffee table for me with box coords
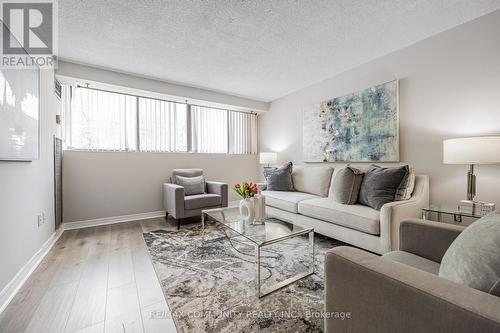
[201,205,314,298]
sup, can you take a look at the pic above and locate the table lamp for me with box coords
[443,136,500,203]
[259,152,277,167]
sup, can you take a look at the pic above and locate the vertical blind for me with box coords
[138,98,187,152]
[63,86,258,154]
[190,105,228,153]
[69,88,137,151]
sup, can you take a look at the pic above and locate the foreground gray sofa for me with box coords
[325,219,500,333]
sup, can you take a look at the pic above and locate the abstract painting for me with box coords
[303,80,399,162]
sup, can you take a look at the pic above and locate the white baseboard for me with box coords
[62,210,166,230]
[0,227,64,314]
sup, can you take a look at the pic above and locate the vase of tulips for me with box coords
[233,182,258,223]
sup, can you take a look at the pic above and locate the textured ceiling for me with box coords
[59,1,500,102]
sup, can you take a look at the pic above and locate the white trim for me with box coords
[0,228,64,314]
[62,210,166,230]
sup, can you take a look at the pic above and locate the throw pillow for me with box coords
[395,167,416,201]
[263,162,294,191]
[331,166,364,204]
[439,211,500,296]
[358,165,409,210]
[292,166,334,197]
[173,175,205,196]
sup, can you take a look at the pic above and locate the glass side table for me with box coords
[421,204,482,223]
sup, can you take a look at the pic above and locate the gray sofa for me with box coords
[163,169,228,229]
[325,218,500,333]
[263,166,429,254]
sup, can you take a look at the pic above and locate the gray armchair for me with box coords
[163,169,228,229]
[324,219,500,333]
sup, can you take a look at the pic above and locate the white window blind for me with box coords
[138,98,187,152]
[62,85,258,154]
[69,87,137,151]
[190,105,228,154]
[228,111,258,154]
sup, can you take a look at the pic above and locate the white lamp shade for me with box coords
[259,152,277,165]
[443,136,500,164]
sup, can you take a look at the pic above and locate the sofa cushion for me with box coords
[292,166,334,197]
[396,167,416,201]
[358,165,410,210]
[262,190,319,213]
[383,251,440,275]
[173,175,205,196]
[263,162,294,191]
[184,193,221,210]
[298,198,380,235]
[439,211,500,296]
[331,166,364,204]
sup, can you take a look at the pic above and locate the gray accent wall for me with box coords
[258,11,500,207]
[62,151,259,222]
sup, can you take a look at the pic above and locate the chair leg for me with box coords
[177,219,181,230]
[165,211,169,220]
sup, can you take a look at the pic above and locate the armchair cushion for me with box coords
[184,193,221,210]
[173,175,205,196]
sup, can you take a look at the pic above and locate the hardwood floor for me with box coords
[0,218,178,333]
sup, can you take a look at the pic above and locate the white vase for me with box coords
[239,198,255,223]
[253,194,266,223]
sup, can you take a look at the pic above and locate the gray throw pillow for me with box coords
[263,162,294,191]
[439,211,500,296]
[332,166,364,204]
[358,165,409,210]
[173,175,205,196]
[395,167,415,201]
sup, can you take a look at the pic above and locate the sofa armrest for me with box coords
[325,246,500,333]
[379,175,429,253]
[163,183,185,219]
[206,181,228,207]
[399,219,465,262]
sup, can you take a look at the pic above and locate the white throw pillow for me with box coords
[292,166,334,197]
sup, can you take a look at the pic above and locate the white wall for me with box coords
[259,11,500,206]
[63,151,259,222]
[0,69,60,291]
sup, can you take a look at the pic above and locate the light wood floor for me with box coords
[0,218,178,333]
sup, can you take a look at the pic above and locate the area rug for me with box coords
[143,221,345,333]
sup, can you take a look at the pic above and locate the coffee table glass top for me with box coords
[202,205,313,246]
[422,203,482,218]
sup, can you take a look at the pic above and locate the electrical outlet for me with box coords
[37,215,43,227]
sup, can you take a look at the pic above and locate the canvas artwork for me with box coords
[303,80,399,162]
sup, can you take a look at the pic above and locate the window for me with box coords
[138,98,187,152]
[63,85,257,154]
[69,87,137,151]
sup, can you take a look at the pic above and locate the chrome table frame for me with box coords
[201,207,314,298]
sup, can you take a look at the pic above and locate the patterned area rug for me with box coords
[143,221,345,333]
